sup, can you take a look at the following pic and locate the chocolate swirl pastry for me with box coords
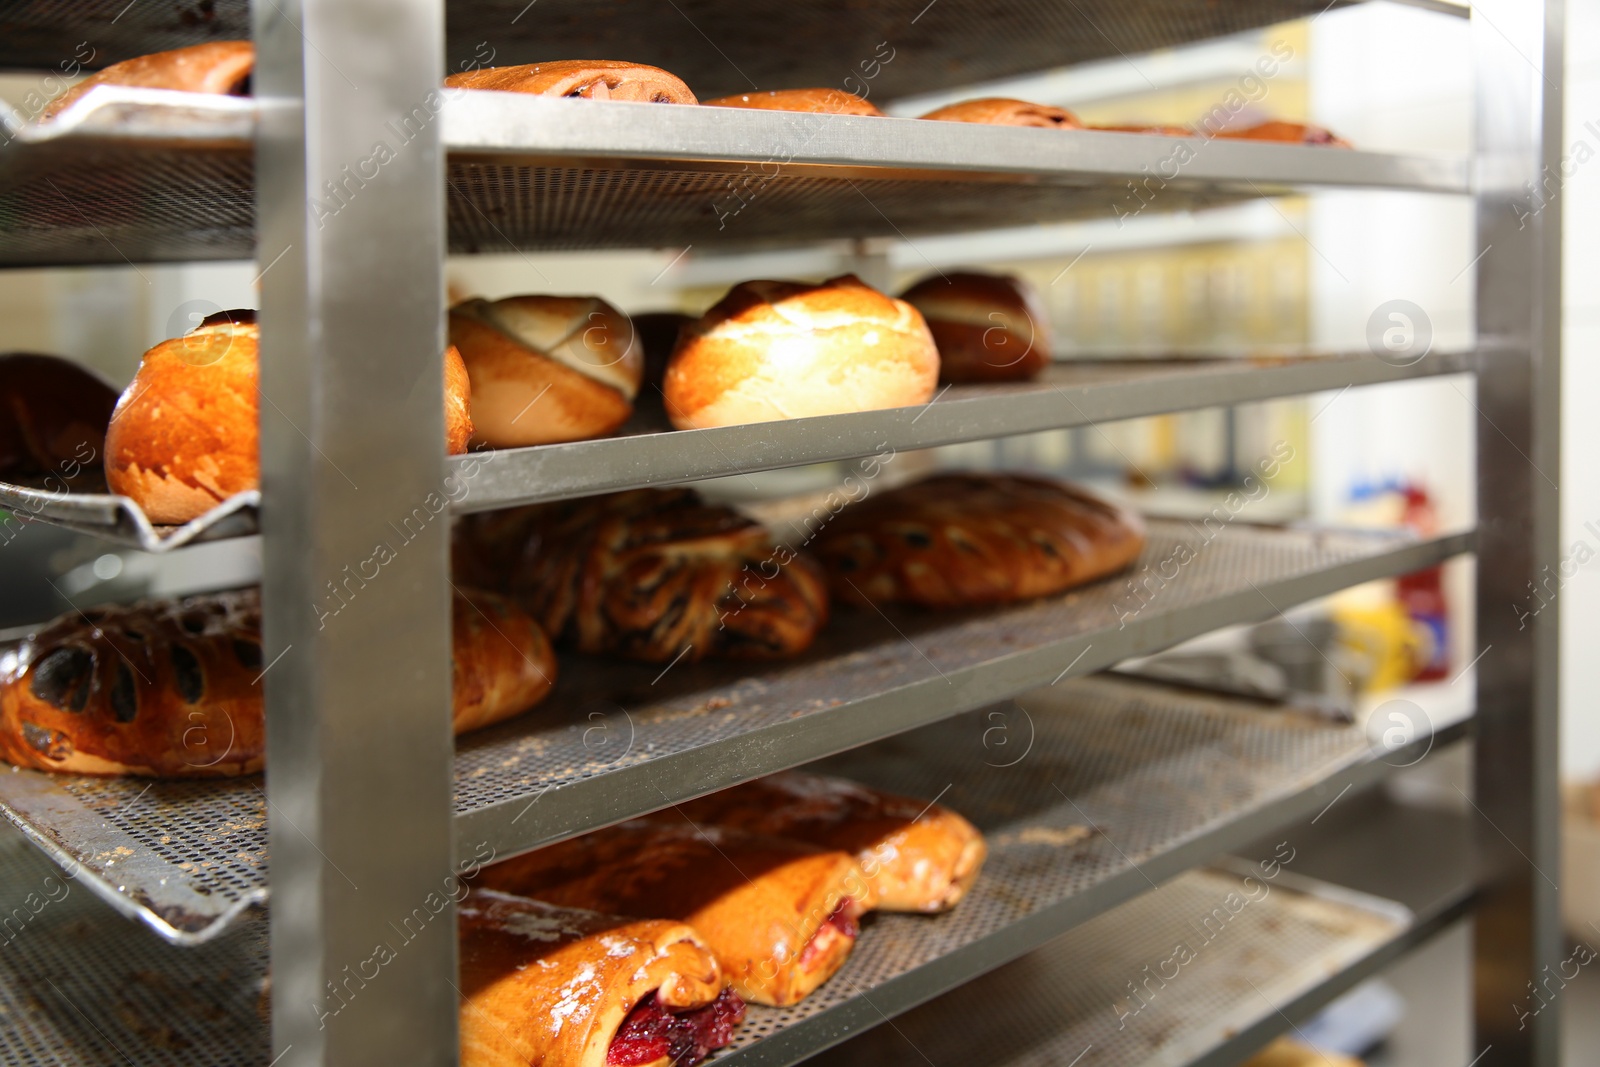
[0,587,555,777]
[454,488,829,664]
[444,60,697,104]
[814,472,1146,609]
[919,97,1081,128]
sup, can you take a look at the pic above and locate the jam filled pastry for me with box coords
[0,588,554,777]
[703,89,882,116]
[42,41,255,119]
[0,353,117,484]
[449,295,643,447]
[105,310,473,525]
[445,60,697,104]
[458,889,744,1067]
[815,472,1146,609]
[919,97,1081,128]
[453,487,829,664]
[664,771,988,913]
[475,822,878,1006]
[898,271,1053,384]
[1214,120,1351,147]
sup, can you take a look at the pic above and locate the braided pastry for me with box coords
[454,488,829,663]
[814,472,1145,609]
[0,587,554,777]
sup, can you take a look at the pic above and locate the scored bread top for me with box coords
[452,296,642,400]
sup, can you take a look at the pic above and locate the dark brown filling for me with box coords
[604,988,745,1066]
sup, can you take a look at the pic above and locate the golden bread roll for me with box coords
[899,271,1052,383]
[453,487,829,664]
[815,472,1146,609]
[665,771,987,913]
[43,41,255,120]
[1092,123,1195,136]
[1242,1038,1365,1067]
[445,60,696,104]
[105,311,472,524]
[458,889,742,1067]
[919,97,1081,127]
[0,587,555,777]
[0,353,117,483]
[449,296,641,447]
[1214,120,1350,147]
[476,822,878,1006]
[703,89,882,116]
[662,274,939,430]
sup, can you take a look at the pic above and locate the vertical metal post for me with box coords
[1472,0,1564,1063]
[254,0,458,1064]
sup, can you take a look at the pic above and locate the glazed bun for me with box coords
[449,296,642,447]
[445,60,696,104]
[919,98,1080,128]
[899,271,1052,383]
[0,353,117,482]
[703,89,882,116]
[662,275,939,430]
[105,310,473,525]
[44,41,254,120]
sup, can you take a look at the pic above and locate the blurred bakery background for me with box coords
[0,2,1595,1064]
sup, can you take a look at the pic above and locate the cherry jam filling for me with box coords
[797,899,860,969]
[605,988,746,1067]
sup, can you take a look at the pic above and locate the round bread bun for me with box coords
[899,271,1052,383]
[919,98,1080,128]
[662,275,939,430]
[703,89,882,116]
[106,311,473,525]
[44,42,255,120]
[0,353,118,483]
[449,295,642,447]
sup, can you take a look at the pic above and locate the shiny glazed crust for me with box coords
[1213,120,1350,147]
[918,97,1081,127]
[0,353,118,482]
[105,313,472,525]
[815,472,1146,609]
[669,771,987,913]
[449,296,640,447]
[662,274,939,430]
[475,823,876,1006]
[43,41,255,120]
[0,588,554,777]
[459,890,725,1067]
[453,487,829,664]
[444,60,696,103]
[899,272,1052,383]
[703,89,882,116]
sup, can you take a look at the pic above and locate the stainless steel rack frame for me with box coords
[0,0,1563,1065]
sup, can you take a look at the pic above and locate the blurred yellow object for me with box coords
[1333,598,1430,693]
[1243,1037,1364,1067]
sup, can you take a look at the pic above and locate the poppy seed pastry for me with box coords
[105,310,472,524]
[42,41,255,119]
[814,472,1146,609]
[919,97,1081,127]
[0,587,555,777]
[444,60,696,104]
[449,295,642,447]
[662,274,939,430]
[703,88,882,116]
[453,487,829,664]
[899,271,1053,383]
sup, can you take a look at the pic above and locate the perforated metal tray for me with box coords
[0,522,1470,945]
[0,679,1433,1067]
[1,0,1360,98]
[2,88,1467,266]
[811,865,1411,1067]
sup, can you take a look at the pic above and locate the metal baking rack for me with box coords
[0,0,1560,1064]
[0,523,1467,944]
[0,674,1461,1066]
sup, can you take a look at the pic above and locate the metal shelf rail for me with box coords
[0,0,1561,1064]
